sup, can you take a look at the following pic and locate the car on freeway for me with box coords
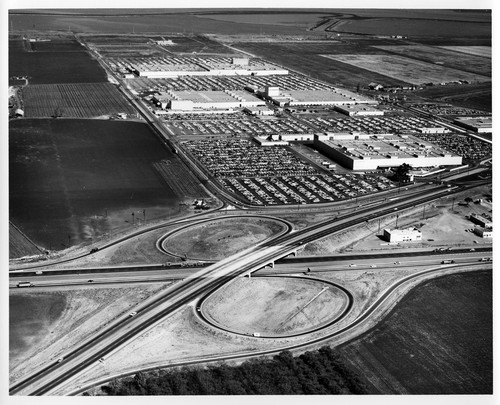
[394,261,401,265]
[87,280,94,283]
[370,265,377,268]
[349,264,357,267]
[57,357,64,363]
[129,311,137,317]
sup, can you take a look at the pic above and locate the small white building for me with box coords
[474,227,493,238]
[383,227,422,242]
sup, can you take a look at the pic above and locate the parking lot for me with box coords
[302,114,448,134]
[183,138,395,205]
[409,103,491,117]
[219,173,395,206]
[165,117,311,137]
[124,71,334,93]
[415,133,492,161]
[183,139,317,178]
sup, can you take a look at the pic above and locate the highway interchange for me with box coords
[8,34,493,397]
[9,178,492,395]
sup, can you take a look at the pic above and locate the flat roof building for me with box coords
[314,133,462,171]
[384,228,422,242]
[265,89,377,107]
[474,227,493,238]
[131,56,288,78]
[154,90,265,112]
[453,116,492,133]
[334,104,384,117]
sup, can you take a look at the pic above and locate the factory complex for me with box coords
[129,56,288,78]
[152,89,265,112]
[453,116,492,133]
[314,133,462,171]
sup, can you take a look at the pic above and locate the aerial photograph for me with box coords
[6,1,494,402]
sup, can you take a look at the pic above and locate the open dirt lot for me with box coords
[9,283,169,384]
[202,277,348,336]
[299,186,492,255]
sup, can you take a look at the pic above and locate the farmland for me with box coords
[9,39,107,84]
[339,270,492,394]
[22,83,137,118]
[322,54,490,86]
[233,42,409,89]
[372,45,491,77]
[9,119,181,250]
[437,46,491,58]
[326,15,491,38]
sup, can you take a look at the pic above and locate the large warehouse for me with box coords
[152,89,265,111]
[131,56,288,78]
[262,87,377,107]
[314,133,462,170]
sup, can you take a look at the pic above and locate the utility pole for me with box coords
[132,212,135,225]
[395,214,399,229]
[143,209,146,223]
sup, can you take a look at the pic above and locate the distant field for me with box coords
[329,17,491,38]
[373,45,491,76]
[437,46,491,58]
[9,39,107,84]
[9,119,179,250]
[322,54,490,85]
[22,83,137,118]
[235,42,408,89]
[339,270,492,394]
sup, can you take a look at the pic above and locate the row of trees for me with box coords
[98,346,368,395]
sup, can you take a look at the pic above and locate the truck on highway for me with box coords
[17,281,33,288]
[441,260,455,264]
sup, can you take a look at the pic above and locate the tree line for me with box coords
[97,346,368,395]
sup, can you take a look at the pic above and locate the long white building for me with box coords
[314,133,462,170]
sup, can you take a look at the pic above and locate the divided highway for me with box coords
[9,182,483,395]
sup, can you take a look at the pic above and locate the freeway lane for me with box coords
[10,182,481,395]
[65,261,491,396]
[9,249,492,288]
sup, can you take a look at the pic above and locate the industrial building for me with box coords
[474,227,493,238]
[453,116,492,133]
[262,87,377,107]
[469,213,492,228]
[131,56,288,78]
[334,104,384,117]
[383,228,423,242]
[152,89,265,112]
[244,106,275,116]
[314,133,462,170]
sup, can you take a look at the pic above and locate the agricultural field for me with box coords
[234,42,409,89]
[9,119,180,250]
[339,270,492,394]
[327,15,491,38]
[9,39,107,84]
[22,83,137,118]
[322,54,490,86]
[372,45,491,76]
[437,46,491,58]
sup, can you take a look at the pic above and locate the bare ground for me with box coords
[202,277,348,336]
[9,283,169,384]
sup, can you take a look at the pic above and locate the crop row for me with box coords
[22,83,137,118]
